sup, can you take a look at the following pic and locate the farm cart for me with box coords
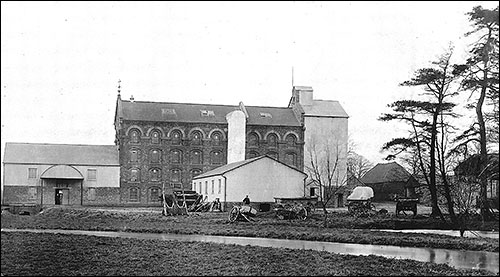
[346,186,376,216]
[395,197,418,216]
[273,202,308,220]
[228,205,257,222]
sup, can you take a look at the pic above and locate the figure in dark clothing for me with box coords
[243,195,250,205]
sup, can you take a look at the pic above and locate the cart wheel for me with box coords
[228,206,239,222]
[297,207,308,220]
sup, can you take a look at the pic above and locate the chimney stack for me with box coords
[226,110,246,163]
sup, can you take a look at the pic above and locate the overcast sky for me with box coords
[1,1,498,174]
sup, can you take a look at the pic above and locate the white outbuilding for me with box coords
[191,155,308,211]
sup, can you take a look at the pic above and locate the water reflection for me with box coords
[2,228,498,274]
[375,229,499,239]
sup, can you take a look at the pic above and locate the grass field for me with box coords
[1,206,498,252]
[1,232,495,276]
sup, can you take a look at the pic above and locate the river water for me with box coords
[2,228,498,274]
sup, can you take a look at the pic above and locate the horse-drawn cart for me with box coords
[347,186,376,216]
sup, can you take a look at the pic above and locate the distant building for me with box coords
[454,153,499,209]
[360,162,418,201]
[2,143,120,206]
[191,155,307,211]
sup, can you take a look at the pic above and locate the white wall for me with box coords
[192,158,306,204]
[225,157,306,202]
[3,164,120,188]
[303,116,348,196]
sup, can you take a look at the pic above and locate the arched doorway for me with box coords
[40,165,84,206]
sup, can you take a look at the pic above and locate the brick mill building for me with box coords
[113,86,348,205]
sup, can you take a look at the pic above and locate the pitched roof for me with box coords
[3,142,119,166]
[301,100,349,118]
[119,100,302,126]
[360,162,413,184]
[193,155,306,179]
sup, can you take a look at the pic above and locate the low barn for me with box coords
[360,162,418,201]
[2,142,120,207]
[191,155,307,211]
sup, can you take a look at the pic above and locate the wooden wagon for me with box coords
[395,197,418,216]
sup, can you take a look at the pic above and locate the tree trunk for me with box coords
[477,84,493,221]
[430,112,445,220]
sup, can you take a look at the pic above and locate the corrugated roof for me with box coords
[360,162,412,184]
[3,142,119,166]
[119,100,302,126]
[193,155,306,179]
[302,100,349,118]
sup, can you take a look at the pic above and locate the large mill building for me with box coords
[113,86,348,205]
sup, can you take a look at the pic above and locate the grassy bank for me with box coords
[1,232,495,276]
[1,207,498,252]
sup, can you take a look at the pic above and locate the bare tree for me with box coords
[347,152,373,179]
[305,135,347,227]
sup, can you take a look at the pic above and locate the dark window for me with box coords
[211,151,222,165]
[171,130,182,145]
[211,131,222,146]
[130,129,140,143]
[191,150,202,164]
[129,187,139,202]
[248,133,259,147]
[151,150,160,163]
[87,169,97,181]
[130,168,140,182]
[130,150,139,162]
[171,169,181,183]
[88,188,96,201]
[150,187,160,202]
[171,150,181,164]
[191,169,202,178]
[248,151,259,159]
[150,168,161,181]
[310,187,316,197]
[211,180,214,194]
[218,179,222,194]
[267,152,278,160]
[191,131,202,145]
[286,134,297,146]
[286,152,297,167]
[151,131,160,144]
[28,168,37,179]
[267,133,278,148]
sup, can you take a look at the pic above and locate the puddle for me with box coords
[2,228,498,274]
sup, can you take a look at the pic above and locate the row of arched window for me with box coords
[247,132,298,147]
[128,128,224,146]
[127,127,300,148]
[128,186,162,203]
[129,149,223,165]
[128,168,202,183]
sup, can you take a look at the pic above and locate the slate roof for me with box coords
[3,142,119,166]
[119,100,302,126]
[301,100,349,118]
[193,155,306,180]
[360,162,413,184]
